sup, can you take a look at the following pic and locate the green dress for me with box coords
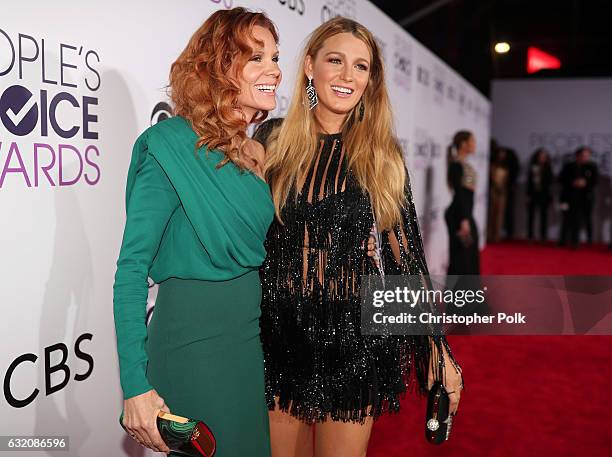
[113,116,273,456]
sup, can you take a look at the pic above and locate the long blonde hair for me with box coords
[264,17,406,231]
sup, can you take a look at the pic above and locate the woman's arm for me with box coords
[113,146,180,400]
[383,168,464,410]
[384,169,429,273]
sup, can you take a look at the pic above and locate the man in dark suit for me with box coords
[559,146,598,248]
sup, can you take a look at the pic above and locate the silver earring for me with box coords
[306,76,318,110]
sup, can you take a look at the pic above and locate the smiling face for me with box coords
[236,25,282,122]
[305,32,371,120]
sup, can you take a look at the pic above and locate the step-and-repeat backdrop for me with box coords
[0,1,489,455]
[492,78,612,243]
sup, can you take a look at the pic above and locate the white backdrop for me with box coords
[491,78,612,242]
[0,1,489,455]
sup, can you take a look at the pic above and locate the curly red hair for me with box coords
[169,7,278,169]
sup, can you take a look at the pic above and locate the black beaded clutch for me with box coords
[425,381,454,444]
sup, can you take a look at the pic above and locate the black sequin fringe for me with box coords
[257,118,464,424]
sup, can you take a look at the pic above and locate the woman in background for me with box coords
[113,8,281,456]
[526,147,553,243]
[445,130,480,274]
[487,147,509,243]
[255,17,463,457]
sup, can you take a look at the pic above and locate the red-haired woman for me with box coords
[113,8,281,456]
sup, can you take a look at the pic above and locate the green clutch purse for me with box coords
[119,410,216,456]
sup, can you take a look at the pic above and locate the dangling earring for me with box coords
[306,76,318,110]
[358,98,365,121]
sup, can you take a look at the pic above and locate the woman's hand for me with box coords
[442,360,463,416]
[428,343,464,416]
[364,232,380,268]
[122,389,171,454]
[457,218,470,238]
[456,219,472,246]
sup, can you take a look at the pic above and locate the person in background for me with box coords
[560,146,598,248]
[503,147,520,239]
[526,147,553,243]
[445,131,489,330]
[557,155,572,246]
[445,130,480,274]
[487,147,509,243]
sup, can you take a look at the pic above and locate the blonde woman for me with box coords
[254,17,464,457]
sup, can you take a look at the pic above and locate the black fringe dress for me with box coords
[254,119,463,424]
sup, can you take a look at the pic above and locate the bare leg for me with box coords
[269,397,314,457]
[314,416,374,457]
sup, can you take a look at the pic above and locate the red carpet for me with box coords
[368,241,612,457]
[480,240,612,275]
